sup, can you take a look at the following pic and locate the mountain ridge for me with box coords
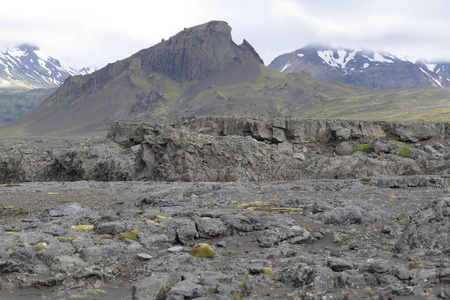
[2,21,449,137]
[0,44,94,89]
[2,21,365,136]
[269,43,450,89]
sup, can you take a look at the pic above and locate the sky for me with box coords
[2,0,450,69]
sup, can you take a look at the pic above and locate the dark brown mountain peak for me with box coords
[137,20,263,82]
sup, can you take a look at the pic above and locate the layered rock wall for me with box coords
[1,117,449,183]
[109,117,450,182]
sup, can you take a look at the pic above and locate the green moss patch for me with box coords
[352,144,372,154]
[397,146,412,158]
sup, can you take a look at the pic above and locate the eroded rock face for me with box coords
[130,117,450,182]
[0,138,134,183]
[1,117,449,184]
[137,21,263,83]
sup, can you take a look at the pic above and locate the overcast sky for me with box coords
[2,0,450,69]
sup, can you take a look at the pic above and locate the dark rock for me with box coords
[336,270,366,288]
[196,218,227,238]
[139,21,263,83]
[167,280,207,299]
[94,221,127,235]
[327,257,353,272]
[132,272,182,300]
[248,263,264,274]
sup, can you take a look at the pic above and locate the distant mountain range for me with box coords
[1,22,449,137]
[0,44,94,89]
[269,44,450,89]
[0,44,96,124]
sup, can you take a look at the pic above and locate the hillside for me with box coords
[0,21,364,136]
[0,87,56,125]
[1,22,449,138]
[269,44,450,89]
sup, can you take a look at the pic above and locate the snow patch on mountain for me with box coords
[420,68,442,87]
[425,63,437,72]
[281,62,291,72]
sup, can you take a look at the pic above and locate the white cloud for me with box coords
[2,0,450,67]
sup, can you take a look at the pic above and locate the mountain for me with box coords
[1,21,365,136]
[0,44,92,89]
[2,22,449,137]
[269,44,450,89]
[0,44,96,125]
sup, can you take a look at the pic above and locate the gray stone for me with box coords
[132,272,182,300]
[168,246,185,253]
[176,221,198,246]
[327,257,353,272]
[272,127,286,143]
[94,221,127,235]
[292,266,334,293]
[247,263,264,274]
[336,270,366,288]
[277,142,292,155]
[335,127,351,141]
[258,225,313,248]
[11,246,35,264]
[136,253,153,261]
[292,152,305,161]
[335,141,354,156]
[196,218,227,238]
[167,280,207,299]
[139,233,170,249]
[323,207,363,224]
[394,199,450,254]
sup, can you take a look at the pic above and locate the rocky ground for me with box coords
[0,117,449,299]
[0,176,449,299]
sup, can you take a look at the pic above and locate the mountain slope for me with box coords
[0,44,97,125]
[269,44,450,89]
[2,21,366,137]
[2,22,448,138]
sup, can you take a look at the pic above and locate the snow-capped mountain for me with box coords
[0,44,95,89]
[269,44,450,89]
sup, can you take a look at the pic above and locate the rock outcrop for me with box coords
[111,117,450,182]
[0,138,133,183]
[1,117,449,184]
[137,21,263,82]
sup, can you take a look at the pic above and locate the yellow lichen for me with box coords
[150,215,169,221]
[262,267,274,275]
[119,229,138,241]
[190,243,216,258]
[34,242,46,251]
[57,237,77,243]
[231,201,302,213]
[140,219,156,223]
[71,225,94,232]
